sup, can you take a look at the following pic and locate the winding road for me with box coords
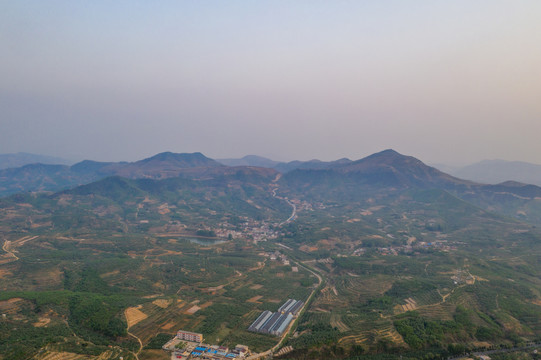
[270,179,297,227]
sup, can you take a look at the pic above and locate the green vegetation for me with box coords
[2,155,541,359]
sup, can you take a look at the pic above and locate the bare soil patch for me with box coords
[142,294,162,299]
[152,299,172,309]
[250,284,263,290]
[200,301,213,309]
[247,296,263,303]
[161,322,176,330]
[125,306,148,328]
[33,316,51,327]
[99,270,120,278]
[185,305,201,314]
[299,245,318,252]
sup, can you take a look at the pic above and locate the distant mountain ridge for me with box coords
[218,155,353,173]
[444,159,541,186]
[0,152,223,196]
[218,155,281,168]
[0,152,73,170]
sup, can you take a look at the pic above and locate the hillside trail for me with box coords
[2,239,19,261]
[2,235,39,262]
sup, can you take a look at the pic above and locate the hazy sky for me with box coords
[2,1,541,165]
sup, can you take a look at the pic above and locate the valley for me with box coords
[0,150,540,360]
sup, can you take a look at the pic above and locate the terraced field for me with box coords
[330,313,350,332]
[335,275,394,304]
[338,318,406,348]
[34,351,97,360]
[415,302,456,321]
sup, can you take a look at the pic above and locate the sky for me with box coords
[1,1,541,165]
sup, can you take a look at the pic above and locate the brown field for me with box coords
[248,261,266,271]
[471,341,492,348]
[160,250,183,256]
[142,294,162,299]
[247,295,263,303]
[199,301,213,309]
[152,299,172,309]
[130,300,200,344]
[99,270,120,278]
[153,281,166,290]
[250,284,263,290]
[205,285,224,292]
[185,305,201,314]
[125,306,148,328]
[161,322,176,330]
[33,316,51,327]
[399,298,418,313]
[299,245,318,252]
[157,204,170,215]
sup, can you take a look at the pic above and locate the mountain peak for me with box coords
[351,149,420,168]
[142,151,209,163]
[326,149,471,188]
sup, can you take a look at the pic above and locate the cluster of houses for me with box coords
[266,251,290,265]
[213,217,282,242]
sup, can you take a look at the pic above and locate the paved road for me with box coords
[270,182,297,226]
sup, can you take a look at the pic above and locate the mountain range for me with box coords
[443,159,541,186]
[2,149,541,226]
